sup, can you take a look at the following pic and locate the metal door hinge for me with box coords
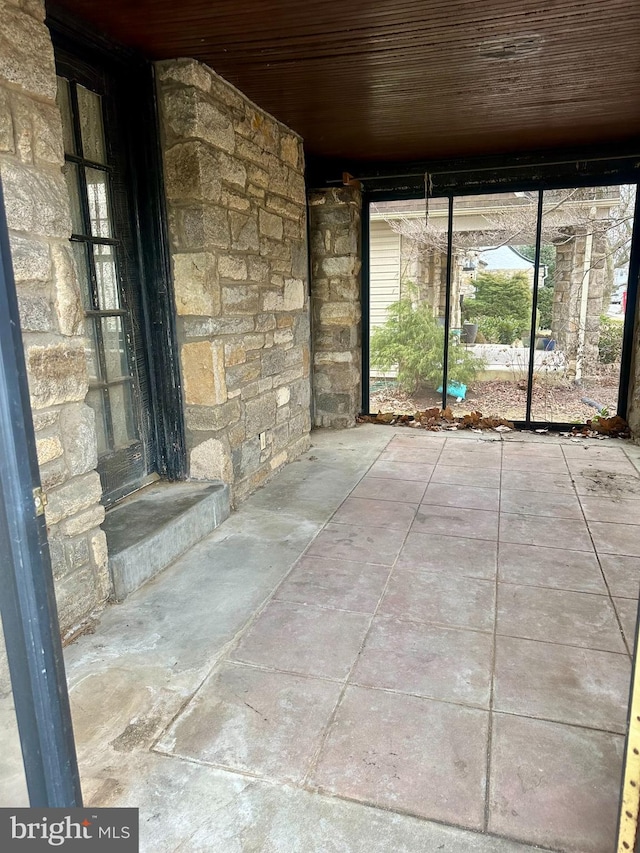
[33,487,47,517]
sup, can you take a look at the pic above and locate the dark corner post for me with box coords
[618,185,640,421]
[361,192,370,413]
[525,191,544,426]
[0,177,82,807]
[442,196,454,410]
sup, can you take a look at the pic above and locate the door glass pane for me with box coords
[443,192,537,421]
[55,77,75,156]
[368,196,451,414]
[530,185,636,423]
[84,317,100,381]
[86,388,108,455]
[101,316,129,381]
[71,242,92,309]
[93,244,120,310]
[77,85,106,164]
[62,162,84,236]
[85,168,112,239]
[109,382,138,448]
[0,620,29,807]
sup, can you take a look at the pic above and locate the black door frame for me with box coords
[361,164,640,430]
[47,8,186,494]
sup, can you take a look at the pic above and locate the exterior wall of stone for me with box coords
[308,187,362,428]
[0,0,109,649]
[156,59,311,503]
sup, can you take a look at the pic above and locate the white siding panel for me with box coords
[370,220,400,329]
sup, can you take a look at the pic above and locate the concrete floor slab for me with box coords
[489,714,624,853]
[380,571,495,632]
[421,482,501,511]
[498,542,607,594]
[352,616,493,707]
[497,584,626,653]
[229,599,370,680]
[494,635,630,732]
[2,425,637,852]
[600,554,640,598]
[412,504,500,540]
[274,555,390,613]
[156,661,342,783]
[312,686,489,830]
[330,496,418,531]
[395,530,498,580]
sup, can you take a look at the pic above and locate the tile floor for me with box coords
[154,430,640,853]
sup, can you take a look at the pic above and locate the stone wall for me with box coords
[0,0,108,648]
[308,187,362,428]
[156,59,311,502]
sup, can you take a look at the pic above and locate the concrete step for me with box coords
[103,481,230,601]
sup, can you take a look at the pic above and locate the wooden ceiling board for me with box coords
[48,0,640,163]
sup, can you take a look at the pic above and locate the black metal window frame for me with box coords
[63,78,140,457]
[47,9,187,499]
[361,170,640,431]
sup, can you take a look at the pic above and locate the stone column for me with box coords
[308,187,362,428]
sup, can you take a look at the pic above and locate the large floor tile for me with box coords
[380,572,495,632]
[331,496,418,531]
[157,662,341,782]
[230,600,371,679]
[367,460,435,482]
[572,473,640,498]
[396,530,497,580]
[566,456,640,478]
[412,505,499,541]
[489,714,624,853]
[351,617,493,707]
[561,444,628,459]
[313,686,489,829]
[499,514,593,551]
[497,542,606,593]
[493,635,630,732]
[502,443,565,458]
[497,584,626,652]
[422,483,500,511]
[275,556,390,613]
[500,470,575,494]
[503,456,568,474]
[350,476,428,504]
[307,522,407,565]
[600,554,640,598]
[580,496,640,524]
[379,446,443,464]
[590,521,640,557]
[437,451,501,470]
[431,465,502,488]
[500,489,583,519]
[614,597,638,652]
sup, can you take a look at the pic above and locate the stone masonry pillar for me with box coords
[308,187,362,428]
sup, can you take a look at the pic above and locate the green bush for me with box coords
[536,285,554,330]
[466,271,532,330]
[370,291,486,393]
[598,315,624,364]
[478,316,523,345]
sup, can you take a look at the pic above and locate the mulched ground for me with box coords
[370,369,621,423]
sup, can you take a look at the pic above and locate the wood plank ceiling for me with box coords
[49,0,640,165]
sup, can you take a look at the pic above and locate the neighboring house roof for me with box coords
[480,245,535,271]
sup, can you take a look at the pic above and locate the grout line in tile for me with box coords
[490,707,628,738]
[484,439,502,832]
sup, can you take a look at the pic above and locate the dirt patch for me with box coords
[370,372,620,423]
